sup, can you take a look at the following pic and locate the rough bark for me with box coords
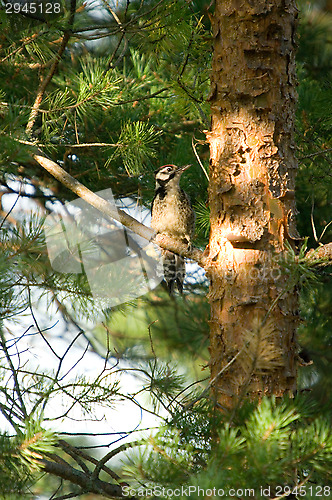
[206,0,300,409]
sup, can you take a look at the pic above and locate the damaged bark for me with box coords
[206,0,300,408]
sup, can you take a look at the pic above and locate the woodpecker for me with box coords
[151,164,195,294]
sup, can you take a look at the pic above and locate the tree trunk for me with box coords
[206,0,300,409]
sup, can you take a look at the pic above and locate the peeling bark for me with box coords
[206,0,299,408]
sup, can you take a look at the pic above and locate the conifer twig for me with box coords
[0,33,40,64]
[270,472,313,500]
[298,147,332,160]
[25,0,77,135]
[305,242,332,265]
[51,491,84,500]
[33,152,154,239]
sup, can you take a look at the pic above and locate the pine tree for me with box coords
[0,0,331,498]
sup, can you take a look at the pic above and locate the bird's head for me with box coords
[154,164,191,187]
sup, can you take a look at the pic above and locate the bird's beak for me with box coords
[177,164,191,172]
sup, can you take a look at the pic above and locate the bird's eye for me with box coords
[167,167,172,172]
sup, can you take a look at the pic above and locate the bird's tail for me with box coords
[162,250,185,294]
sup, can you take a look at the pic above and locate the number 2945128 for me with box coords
[5,2,61,14]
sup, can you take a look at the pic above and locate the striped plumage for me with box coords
[151,164,195,294]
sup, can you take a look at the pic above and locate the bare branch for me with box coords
[298,147,332,160]
[0,330,27,420]
[38,457,136,499]
[91,441,140,481]
[58,440,125,483]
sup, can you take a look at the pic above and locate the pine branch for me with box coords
[25,0,77,135]
[0,33,40,64]
[305,243,332,266]
[298,147,332,160]
[58,440,125,484]
[91,441,140,481]
[37,457,136,499]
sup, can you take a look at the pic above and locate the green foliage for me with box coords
[115,121,162,176]
[194,200,210,237]
[96,294,210,366]
[295,3,332,413]
[0,1,210,194]
[297,281,332,404]
[52,58,121,119]
[0,422,56,497]
[0,212,96,319]
[123,398,332,498]
[0,432,31,497]
[123,426,196,486]
[296,7,332,245]
[140,361,187,413]
[280,239,321,288]
[16,421,56,468]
